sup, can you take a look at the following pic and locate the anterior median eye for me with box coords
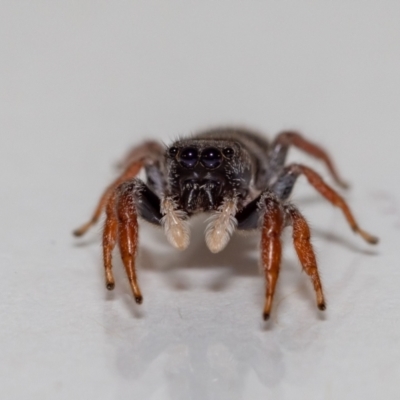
[200,147,222,169]
[179,147,199,168]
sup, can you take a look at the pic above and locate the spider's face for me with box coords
[166,139,252,212]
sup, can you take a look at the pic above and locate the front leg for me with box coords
[236,191,285,319]
[286,204,326,311]
[73,140,164,237]
[264,131,348,188]
[102,178,162,303]
[259,192,285,320]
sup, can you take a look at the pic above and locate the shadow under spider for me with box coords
[77,192,377,314]
[311,228,379,256]
[139,224,261,292]
[136,210,377,301]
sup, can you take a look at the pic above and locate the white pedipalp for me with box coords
[205,198,238,253]
[161,197,190,250]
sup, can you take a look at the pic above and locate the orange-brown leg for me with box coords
[103,191,118,290]
[286,204,326,311]
[116,184,142,303]
[273,131,348,188]
[260,194,284,320]
[116,141,164,170]
[289,163,378,245]
[73,159,143,237]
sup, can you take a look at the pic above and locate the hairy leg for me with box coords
[103,191,118,290]
[116,182,142,303]
[116,141,164,170]
[267,131,348,188]
[101,178,163,298]
[286,204,326,310]
[272,163,378,244]
[118,140,167,196]
[260,193,284,320]
[73,140,164,237]
[73,160,143,237]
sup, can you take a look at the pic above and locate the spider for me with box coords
[73,127,378,320]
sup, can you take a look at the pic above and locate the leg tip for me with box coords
[72,219,97,237]
[318,302,326,311]
[72,228,84,237]
[135,295,143,304]
[263,312,270,321]
[354,226,379,245]
[106,282,115,290]
[367,236,379,245]
[338,181,350,190]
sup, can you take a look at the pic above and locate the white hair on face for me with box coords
[161,197,190,250]
[205,198,238,253]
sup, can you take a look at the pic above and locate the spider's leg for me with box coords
[73,159,143,237]
[119,140,167,196]
[116,183,142,303]
[103,191,118,290]
[102,178,162,298]
[266,131,348,188]
[117,141,164,170]
[259,192,284,320]
[285,204,326,311]
[236,192,284,319]
[73,140,164,237]
[235,197,259,230]
[272,163,378,244]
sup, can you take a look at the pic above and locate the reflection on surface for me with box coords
[102,220,327,399]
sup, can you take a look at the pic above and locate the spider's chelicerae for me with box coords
[74,127,378,320]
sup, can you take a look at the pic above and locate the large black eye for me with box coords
[200,147,222,169]
[179,147,198,168]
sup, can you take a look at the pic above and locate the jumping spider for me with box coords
[74,127,378,320]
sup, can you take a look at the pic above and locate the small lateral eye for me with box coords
[169,147,178,157]
[222,147,234,159]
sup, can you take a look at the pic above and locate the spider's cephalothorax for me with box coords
[166,137,252,213]
[74,127,378,320]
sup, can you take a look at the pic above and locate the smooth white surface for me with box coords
[1,2,400,399]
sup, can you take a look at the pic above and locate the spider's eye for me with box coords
[222,147,234,159]
[179,147,199,168]
[200,147,222,169]
[169,147,178,157]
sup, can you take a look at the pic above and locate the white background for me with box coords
[1,2,400,399]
